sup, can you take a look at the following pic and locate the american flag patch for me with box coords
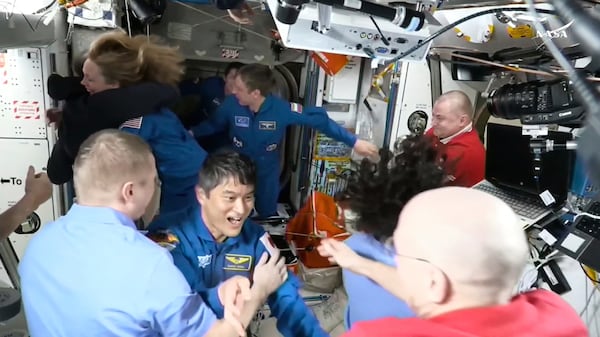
[290,102,303,113]
[119,117,143,130]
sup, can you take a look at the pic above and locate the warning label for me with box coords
[13,101,41,119]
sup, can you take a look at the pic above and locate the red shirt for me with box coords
[426,128,485,187]
[342,290,588,337]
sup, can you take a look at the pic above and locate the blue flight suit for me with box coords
[194,76,231,152]
[192,94,358,216]
[158,204,329,337]
[120,107,207,221]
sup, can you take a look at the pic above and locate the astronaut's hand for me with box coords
[318,238,368,274]
[252,250,287,298]
[24,166,52,209]
[228,2,254,25]
[218,276,251,336]
[353,139,379,159]
[46,108,63,128]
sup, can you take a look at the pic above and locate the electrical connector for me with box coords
[536,259,571,295]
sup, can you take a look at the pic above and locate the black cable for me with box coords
[385,7,556,64]
[539,244,553,258]
[21,13,36,31]
[370,16,390,46]
[17,0,58,32]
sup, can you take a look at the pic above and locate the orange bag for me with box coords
[286,191,351,268]
[311,52,351,76]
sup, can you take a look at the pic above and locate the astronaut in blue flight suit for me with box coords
[152,151,328,337]
[120,107,207,221]
[190,63,378,217]
[183,62,243,153]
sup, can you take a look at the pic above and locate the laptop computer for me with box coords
[473,123,574,225]
[555,195,600,272]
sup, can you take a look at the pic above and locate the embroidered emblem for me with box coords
[197,254,212,269]
[235,116,250,127]
[233,136,243,148]
[224,254,252,271]
[290,102,303,113]
[119,117,143,130]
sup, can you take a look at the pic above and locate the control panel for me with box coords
[268,0,432,61]
[329,26,425,58]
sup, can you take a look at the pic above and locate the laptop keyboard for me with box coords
[575,201,600,240]
[474,182,548,220]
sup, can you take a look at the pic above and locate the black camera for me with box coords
[487,79,585,126]
[275,0,309,25]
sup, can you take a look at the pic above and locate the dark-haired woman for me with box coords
[322,135,447,328]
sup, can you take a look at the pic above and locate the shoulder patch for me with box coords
[119,117,143,130]
[259,232,280,257]
[146,231,179,251]
[290,102,303,114]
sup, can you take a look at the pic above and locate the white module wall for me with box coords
[0,48,58,268]
[0,139,56,260]
[389,61,433,151]
[0,49,48,139]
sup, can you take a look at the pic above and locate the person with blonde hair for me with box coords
[19,130,287,337]
[47,31,207,224]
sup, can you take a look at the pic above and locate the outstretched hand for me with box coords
[353,139,378,159]
[24,166,52,208]
[228,2,255,25]
[317,238,367,273]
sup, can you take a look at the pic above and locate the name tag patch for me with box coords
[224,254,252,271]
[235,116,250,127]
[259,121,277,130]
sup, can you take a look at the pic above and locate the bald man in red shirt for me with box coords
[425,91,485,187]
[319,187,588,337]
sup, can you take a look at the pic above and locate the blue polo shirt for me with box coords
[18,204,217,337]
[343,232,415,328]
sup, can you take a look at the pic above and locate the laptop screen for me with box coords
[485,123,574,202]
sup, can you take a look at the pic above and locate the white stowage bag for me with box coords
[249,286,348,337]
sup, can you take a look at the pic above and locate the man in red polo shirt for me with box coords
[320,187,588,337]
[426,91,485,187]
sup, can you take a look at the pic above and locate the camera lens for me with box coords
[487,81,543,120]
[276,3,301,24]
[276,0,311,24]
